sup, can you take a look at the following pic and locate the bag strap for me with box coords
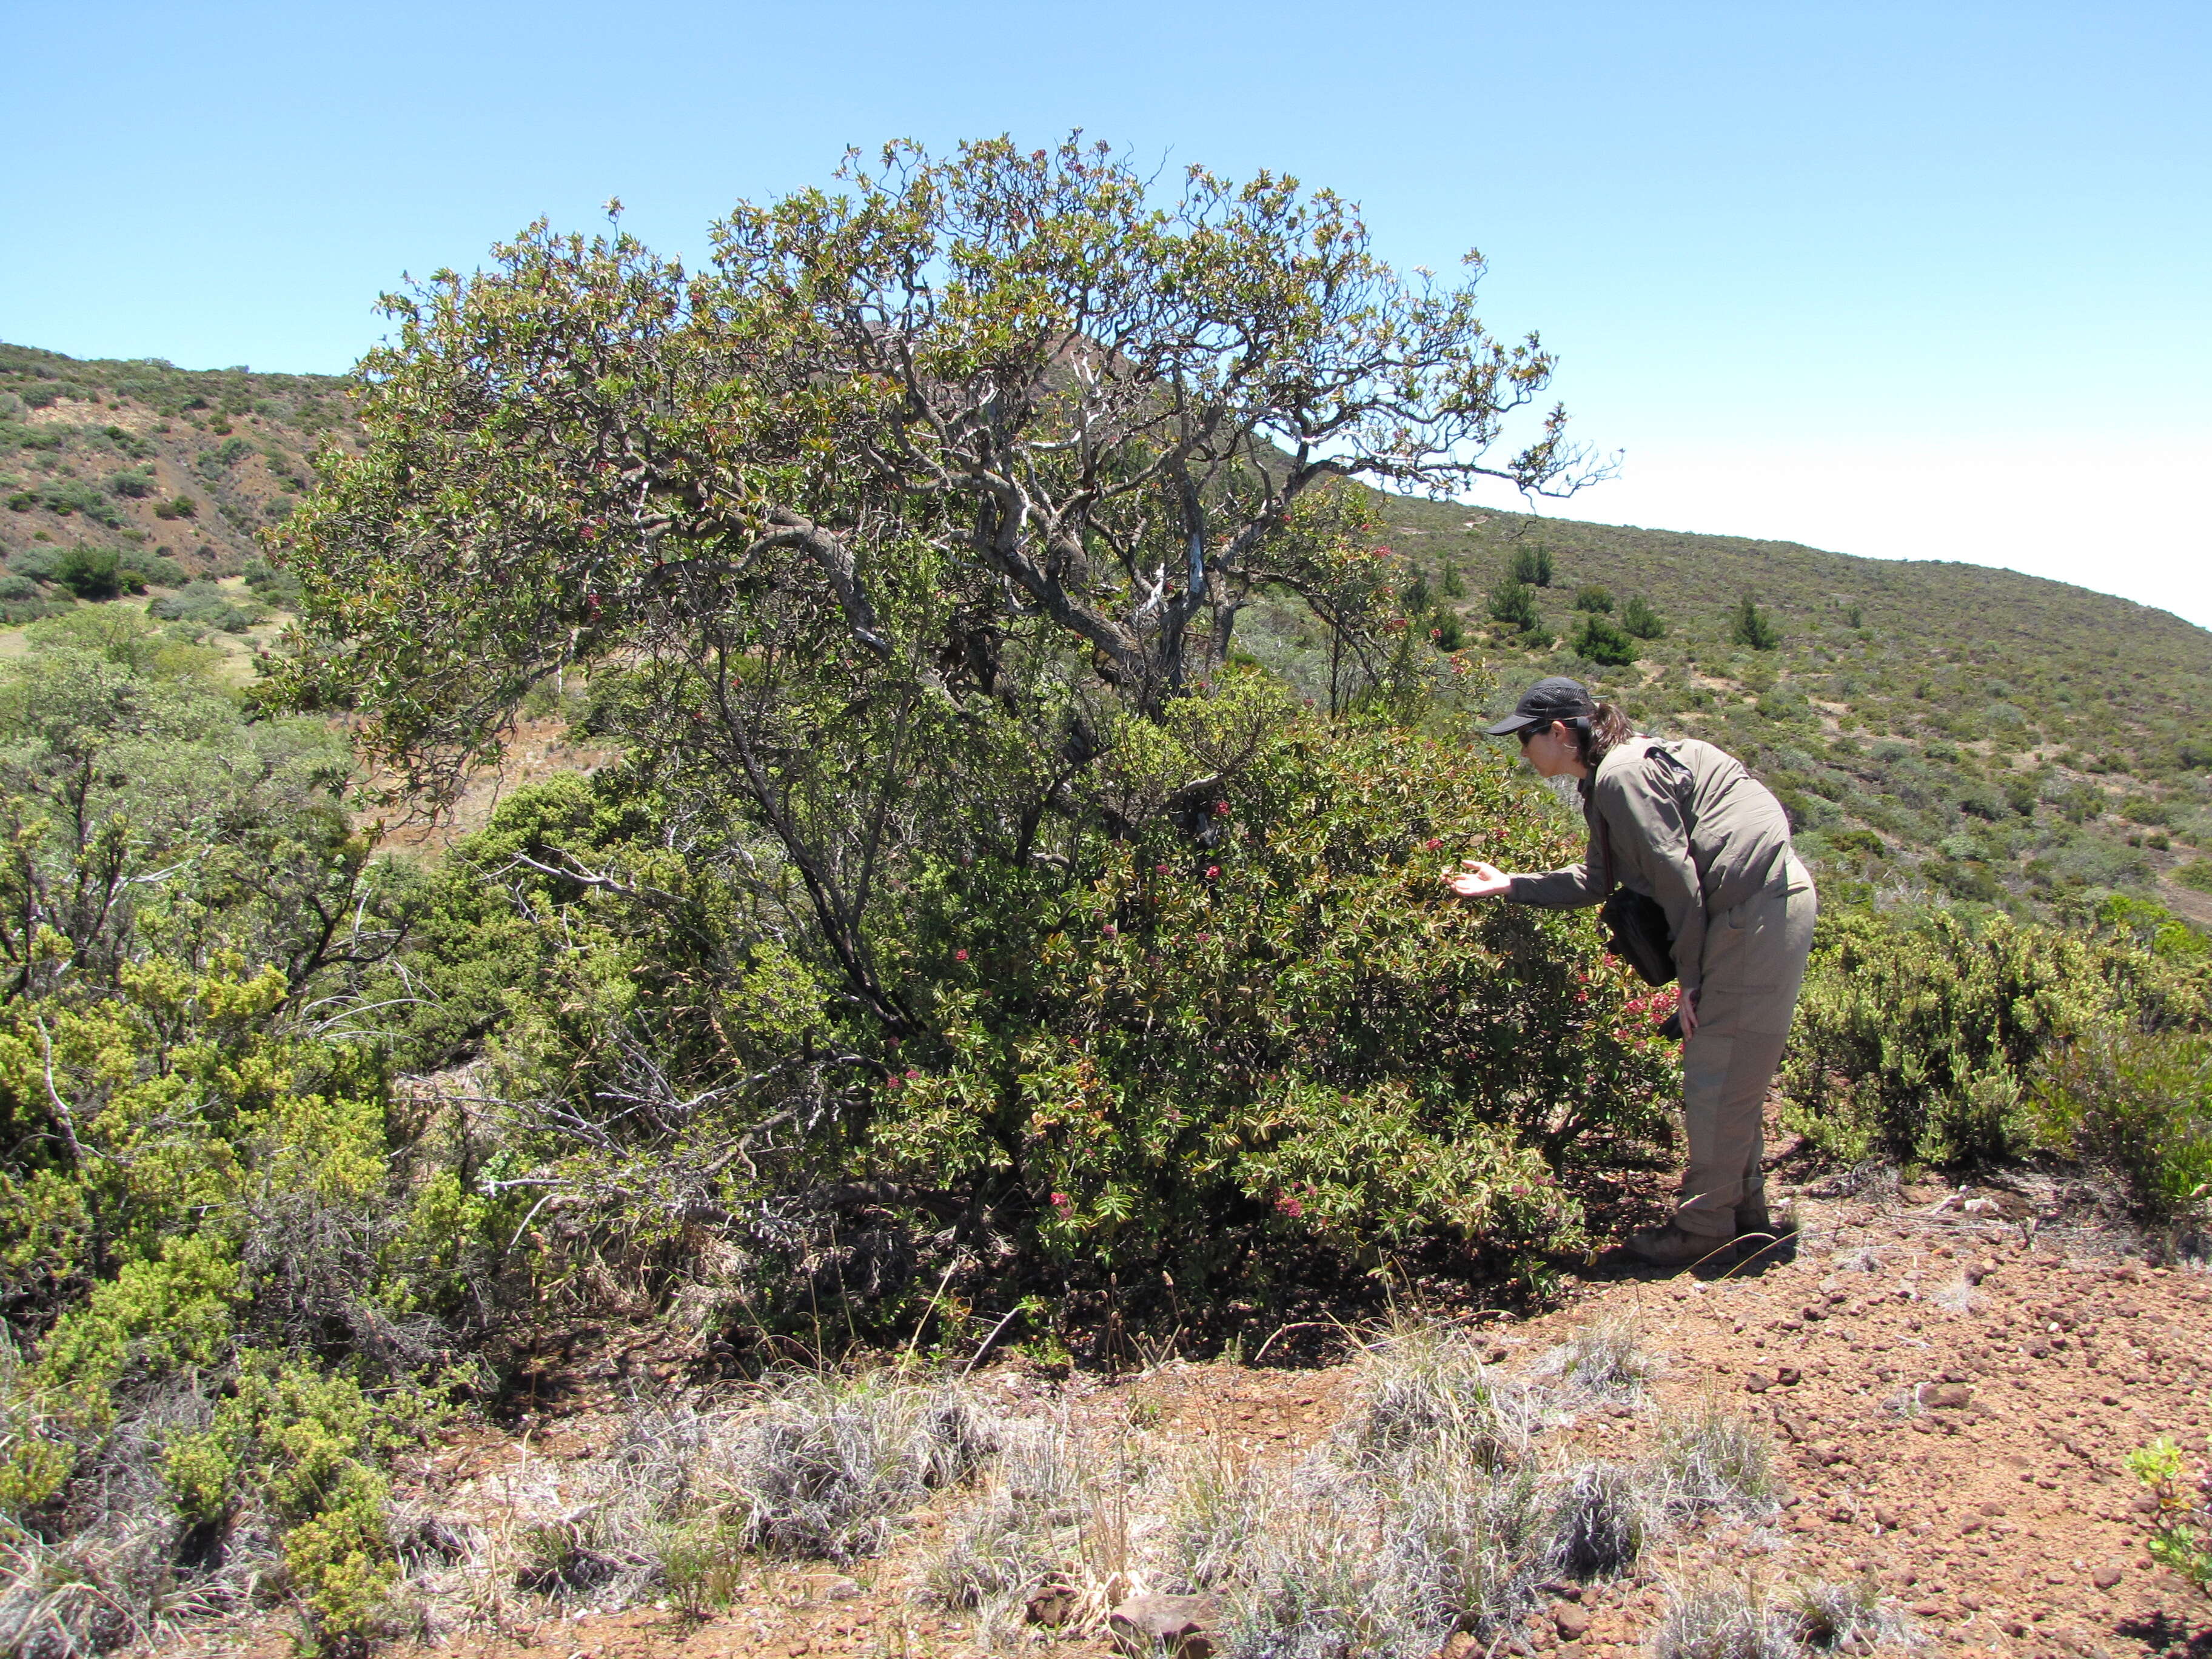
[1592,736,1687,897]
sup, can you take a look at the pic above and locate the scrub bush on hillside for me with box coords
[1782,907,2212,1187]
[0,641,466,1652]
[387,678,1680,1349]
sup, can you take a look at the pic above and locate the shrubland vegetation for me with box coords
[0,139,2206,1653]
[1357,499,2212,923]
[0,341,345,581]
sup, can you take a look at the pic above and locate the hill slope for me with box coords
[0,340,351,575]
[7,337,2207,925]
[1344,494,2212,922]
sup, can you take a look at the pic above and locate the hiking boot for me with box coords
[1734,1200,1798,1263]
[1622,1223,1737,1270]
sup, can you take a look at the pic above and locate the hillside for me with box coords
[0,341,352,576]
[7,335,2209,928]
[1330,495,2212,925]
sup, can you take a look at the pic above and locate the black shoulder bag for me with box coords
[1595,806,1678,989]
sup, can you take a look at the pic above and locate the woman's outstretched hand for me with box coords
[1441,859,1512,900]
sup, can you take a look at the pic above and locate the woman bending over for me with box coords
[1445,676,1816,1269]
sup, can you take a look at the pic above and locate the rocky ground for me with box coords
[158,1178,2211,1659]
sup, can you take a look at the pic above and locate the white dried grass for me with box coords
[1644,1396,1782,1519]
[1535,1311,1662,1405]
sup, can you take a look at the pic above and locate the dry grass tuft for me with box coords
[720,1372,997,1560]
[1653,1571,1801,1659]
[1646,1395,1782,1518]
[1333,1325,1538,1475]
[1538,1311,1662,1404]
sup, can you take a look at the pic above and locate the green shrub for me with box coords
[1829,829,1886,859]
[33,479,125,527]
[54,546,144,600]
[1730,595,1781,651]
[859,694,1678,1285]
[2033,1029,2212,1225]
[116,548,185,587]
[1781,907,2212,1167]
[1572,584,1613,614]
[1486,577,1541,634]
[1573,612,1638,668]
[105,469,156,498]
[1509,545,1553,587]
[1430,610,1464,652]
[147,578,260,632]
[1619,594,1666,640]
[2127,1434,2212,1594]
[2173,862,2212,894]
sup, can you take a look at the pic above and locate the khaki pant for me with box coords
[1671,853,1817,1238]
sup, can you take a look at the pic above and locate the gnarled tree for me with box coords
[278,134,1603,1132]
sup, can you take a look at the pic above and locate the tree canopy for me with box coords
[280,136,1602,789]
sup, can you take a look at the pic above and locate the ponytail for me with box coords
[1575,701,1635,769]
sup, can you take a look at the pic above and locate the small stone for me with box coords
[1436,1635,1481,1659]
[1873,1505,1901,1528]
[1926,1384,1974,1409]
[1553,1606,1593,1641]
[1027,1587,1076,1627]
[1110,1594,1222,1659]
[1776,1366,1803,1386]
[1744,1371,1775,1393]
[2092,1563,2123,1590]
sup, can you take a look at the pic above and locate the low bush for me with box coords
[1781,907,2212,1168]
[1487,575,1542,634]
[117,549,185,587]
[2034,1029,2212,1227]
[1620,594,1666,640]
[243,554,305,609]
[52,546,146,600]
[1510,545,1553,587]
[1574,612,1638,668]
[147,578,260,632]
[1730,595,1781,651]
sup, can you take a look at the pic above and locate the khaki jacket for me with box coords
[1506,736,1794,996]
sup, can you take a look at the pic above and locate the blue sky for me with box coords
[7,2,2207,619]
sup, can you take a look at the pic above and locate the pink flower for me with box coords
[1423,837,1441,851]
[1275,1193,1305,1218]
[954,948,969,961]
[1050,1191,1072,1211]
[1213,800,1231,817]
[1103,923,1118,936]
[1205,865,1219,879]
[1155,863,1170,874]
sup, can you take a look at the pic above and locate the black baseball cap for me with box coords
[1484,675,1598,736]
